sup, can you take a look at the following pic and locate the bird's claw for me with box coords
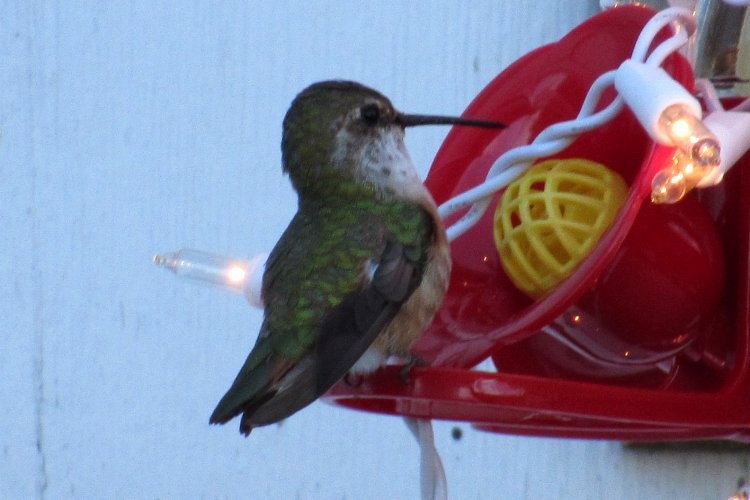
[344,372,364,387]
[398,354,426,384]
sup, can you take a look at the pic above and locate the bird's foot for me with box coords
[343,372,364,387]
[398,354,427,384]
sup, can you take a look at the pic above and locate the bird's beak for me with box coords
[395,112,505,129]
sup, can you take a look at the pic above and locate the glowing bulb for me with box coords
[614,61,722,170]
[658,104,721,168]
[650,150,715,204]
[153,248,267,308]
[697,110,750,187]
[226,265,247,285]
[651,166,687,204]
[153,249,247,289]
[666,113,691,139]
[677,150,714,183]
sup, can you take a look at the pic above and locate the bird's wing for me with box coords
[240,239,424,433]
[209,205,433,434]
[312,239,418,392]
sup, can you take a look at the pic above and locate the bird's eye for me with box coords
[360,103,380,126]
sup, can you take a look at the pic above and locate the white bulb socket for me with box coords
[614,59,702,145]
[242,253,268,309]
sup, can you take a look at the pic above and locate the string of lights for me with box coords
[438,6,724,241]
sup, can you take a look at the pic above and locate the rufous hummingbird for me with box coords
[209,80,503,435]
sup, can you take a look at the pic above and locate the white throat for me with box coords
[334,127,429,202]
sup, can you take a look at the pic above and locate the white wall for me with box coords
[2,1,749,498]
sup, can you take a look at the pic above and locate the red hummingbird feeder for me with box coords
[325,5,750,442]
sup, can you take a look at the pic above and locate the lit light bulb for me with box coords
[153,248,267,308]
[651,165,687,204]
[697,110,750,187]
[658,104,721,168]
[650,150,714,204]
[614,60,722,170]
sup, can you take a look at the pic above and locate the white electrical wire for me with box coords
[695,78,725,113]
[404,418,448,500]
[439,7,697,241]
[631,7,695,63]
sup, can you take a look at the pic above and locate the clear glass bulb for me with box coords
[651,149,719,204]
[674,151,715,184]
[153,249,267,308]
[659,104,721,168]
[651,166,687,204]
[153,249,249,290]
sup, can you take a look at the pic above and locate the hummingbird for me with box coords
[209,80,503,435]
